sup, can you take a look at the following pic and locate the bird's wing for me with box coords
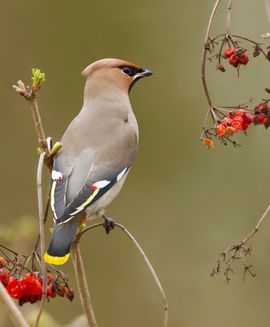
[50,147,95,220]
[56,165,129,225]
[50,139,136,225]
[51,162,129,225]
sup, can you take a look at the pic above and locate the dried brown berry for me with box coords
[267,50,270,61]
[216,64,225,72]
[253,45,261,57]
[65,289,74,301]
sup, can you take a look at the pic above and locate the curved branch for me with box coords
[34,152,47,327]
[81,222,169,327]
[115,222,169,327]
[240,202,270,244]
[201,0,222,109]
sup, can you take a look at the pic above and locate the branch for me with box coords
[13,71,62,169]
[71,240,97,327]
[201,0,222,109]
[265,0,270,23]
[115,223,169,327]
[0,282,29,327]
[226,0,233,36]
[240,202,270,244]
[80,222,169,327]
[13,70,47,154]
[212,202,270,281]
[34,152,47,327]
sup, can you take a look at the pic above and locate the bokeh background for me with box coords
[1,0,270,326]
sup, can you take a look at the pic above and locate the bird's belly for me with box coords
[85,173,128,218]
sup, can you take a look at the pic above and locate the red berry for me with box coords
[20,273,42,297]
[203,138,214,150]
[253,113,268,125]
[215,124,226,137]
[47,284,57,298]
[0,257,7,268]
[225,126,235,136]
[224,48,235,58]
[234,110,245,117]
[229,55,239,67]
[231,120,243,132]
[238,53,249,65]
[6,278,23,299]
[222,116,234,125]
[254,103,268,114]
[47,273,54,283]
[242,122,250,131]
[243,113,254,124]
[0,269,10,286]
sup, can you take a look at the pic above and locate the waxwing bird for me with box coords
[44,58,152,265]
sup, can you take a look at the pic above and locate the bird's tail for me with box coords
[44,223,77,265]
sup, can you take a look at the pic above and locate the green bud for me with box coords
[50,142,63,156]
[32,68,46,88]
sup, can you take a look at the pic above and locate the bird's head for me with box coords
[82,58,153,95]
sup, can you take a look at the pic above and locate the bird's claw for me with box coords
[102,216,115,234]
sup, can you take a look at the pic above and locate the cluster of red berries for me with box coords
[203,102,270,149]
[253,102,270,128]
[215,110,253,137]
[0,257,73,306]
[223,47,249,68]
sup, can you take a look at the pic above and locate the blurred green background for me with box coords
[1,0,270,326]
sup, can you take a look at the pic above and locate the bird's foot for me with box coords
[102,215,115,234]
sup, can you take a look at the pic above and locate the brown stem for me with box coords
[0,283,29,327]
[81,222,169,327]
[34,152,47,327]
[265,0,270,23]
[231,34,268,57]
[29,97,47,152]
[201,0,222,109]
[115,223,169,327]
[71,240,97,327]
[226,0,233,36]
[33,193,50,252]
[240,203,270,244]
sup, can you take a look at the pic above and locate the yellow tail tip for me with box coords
[44,252,70,265]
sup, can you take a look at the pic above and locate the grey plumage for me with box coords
[44,58,152,265]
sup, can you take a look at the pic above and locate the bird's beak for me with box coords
[135,69,153,78]
[128,68,153,93]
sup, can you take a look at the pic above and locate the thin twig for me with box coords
[201,0,222,109]
[81,222,169,327]
[29,97,47,152]
[34,152,47,327]
[226,0,233,37]
[71,240,97,327]
[33,193,51,252]
[265,0,270,23]
[240,202,270,244]
[115,223,169,327]
[212,202,270,280]
[13,80,48,153]
[0,282,29,327]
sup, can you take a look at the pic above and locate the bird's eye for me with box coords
[121,66,133,76]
